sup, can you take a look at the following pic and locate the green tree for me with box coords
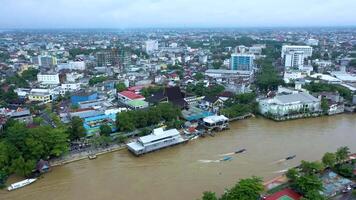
[10,156,36,177]
[220,177,264,200]
[194,72,205,81]
[300,161,324,175]
[89,76,107,86]
[335,163,354,178]
[68,117,86,140]
[21,68,39,81]
[117,111,136,132]
[201,191,217,200]
[100,124,112,136]
[293,174,323,195]
[301,190,326,200]
[322,152,336,168]
[286,168,299,181]
[321,98,329,114]
[255,63,284,92]
[116,82,127,92]
[335,146,350,163]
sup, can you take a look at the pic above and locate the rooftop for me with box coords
[119,91,145,100]
[138,128,180,144]
[274,92,319,104]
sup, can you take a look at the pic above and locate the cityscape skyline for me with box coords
[0,0,356,29]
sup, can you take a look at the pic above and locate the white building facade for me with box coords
[281,45,313,58]
[37,73,60,85]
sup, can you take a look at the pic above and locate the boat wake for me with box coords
[218,152,235,157]
[198,159,221,163]
[270,159,287,164]
[273,168,290,173]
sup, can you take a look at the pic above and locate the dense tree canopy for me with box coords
[68,116,86,140]
[89,76,108,86]
[116,103,181,132]
[0,121,69,178]
[220,177,264,200]
[255,62,283,92]
[21,68,39,81]
[304,82,353,101]
[186,83,225,97]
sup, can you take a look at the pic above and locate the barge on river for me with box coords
[127,128,187,156]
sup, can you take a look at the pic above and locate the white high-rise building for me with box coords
[281,45,313,58]
[284,51,304,68]
[145,40,159,53]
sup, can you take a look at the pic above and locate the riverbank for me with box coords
[3,115,356,200]
[49,144,127,167]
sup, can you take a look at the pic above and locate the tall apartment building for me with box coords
[281,45,313,58]
[145,40,159,54]
[230,54,254,71]
[284,51,304,68]
[95,48,119,67]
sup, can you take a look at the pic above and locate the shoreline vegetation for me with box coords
[198,146,355,200]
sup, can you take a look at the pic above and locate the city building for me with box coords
[284,51,304,68]
[145,40,159,54]
[57,61,86,71]
[28,88,56,103]
[37,73,61,85]
[230,53,254,71]
[95,48,119,67]
[31,55,57,67]
[259,92,322,120]
[281,45,313,58]
[71,92,98,105]
[127,128,186,156]
[117,91,145,102]
[305,38,319,46]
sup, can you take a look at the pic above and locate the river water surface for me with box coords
[2,115,356,200]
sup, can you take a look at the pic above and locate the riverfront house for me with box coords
[202,115,229,130]
[258,92,322,121]
[127,128,186,156]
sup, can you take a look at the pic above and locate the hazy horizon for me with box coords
[0,0,355,29]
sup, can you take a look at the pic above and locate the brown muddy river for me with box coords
[2,115,356,200]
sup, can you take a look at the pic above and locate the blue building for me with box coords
[230,54,254,71]
[83,113,117,136]
[71,92,98,105]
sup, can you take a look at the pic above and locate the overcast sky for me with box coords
[0,0,355,29]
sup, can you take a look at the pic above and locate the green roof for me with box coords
[127,100,148,107]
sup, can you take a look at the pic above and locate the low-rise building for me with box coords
[127,128,186,156]
[37,73,61,85]
[259,92,322,120]
[28,88,56,103]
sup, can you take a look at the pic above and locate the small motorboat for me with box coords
[190,135,199,141]
[285,155,296,160]
[220,156,233,161]
[88,154,97,160]
[235,149,246,154]
[7,178,37,191]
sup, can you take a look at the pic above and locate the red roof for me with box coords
[265,188,302,200]
[119,91,144,100]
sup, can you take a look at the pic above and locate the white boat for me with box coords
[7,178,37,191]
